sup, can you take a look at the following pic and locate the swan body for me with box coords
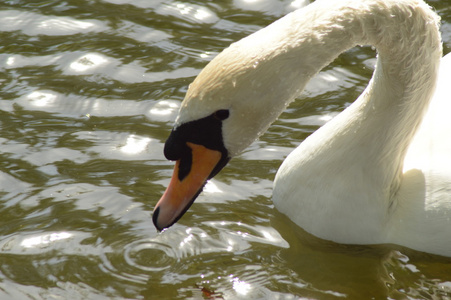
[153,0,451,257]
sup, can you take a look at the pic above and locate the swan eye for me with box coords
[213,109,229,121]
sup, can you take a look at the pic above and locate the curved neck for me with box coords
[189,0,442,157]
[287,0,442,110]
[273,0,442,241]
[287,0,442,177]
[180,0,442,159]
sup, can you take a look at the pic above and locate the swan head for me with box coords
[152,31,307,231]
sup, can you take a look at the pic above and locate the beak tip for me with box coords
[152,206,165,232]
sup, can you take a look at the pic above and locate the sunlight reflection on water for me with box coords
[0,0,450,299]
[27,90,58,107]
[155,2,219,24]
[0,10,105,35]
[120,135,152,155]
[69,53,109,73]
[21,232,73,248]
[232,276,252,296]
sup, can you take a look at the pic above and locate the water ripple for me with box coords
[0,10,106,36]
[155,2,219,25]
[124,240,177,272]
[0,231,92,255]
[0,0,450,299]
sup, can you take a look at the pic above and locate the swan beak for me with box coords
[152,142,222,231]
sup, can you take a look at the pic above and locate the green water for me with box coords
[0,0,450,299]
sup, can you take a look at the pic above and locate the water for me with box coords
[0,0,450,299]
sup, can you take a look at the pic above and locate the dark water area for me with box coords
[0,0,450,299]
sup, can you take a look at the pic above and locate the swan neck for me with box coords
[273,0,442,242]
[296,0,442,95]
[290,0,442,174]
[178,0,442,157]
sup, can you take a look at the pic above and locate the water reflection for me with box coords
[231,276,251,296]
[233,0,309,15]
[0,230,91,254]
[26,90,57,107]
[125,240,175,272]
[4,54,61,69]
[68,53,109,73]
[155,2,219,24]
[0,10,105,35]
[120,135,151,155]
[0,0,450,299]
[21,231,73,249]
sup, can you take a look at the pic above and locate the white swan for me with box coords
[153,0,451,257]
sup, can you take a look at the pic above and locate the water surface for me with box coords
[0,0,451,299]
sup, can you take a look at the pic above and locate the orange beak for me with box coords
[153,142,222,231]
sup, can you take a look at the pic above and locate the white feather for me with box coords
[177,0,451,256]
